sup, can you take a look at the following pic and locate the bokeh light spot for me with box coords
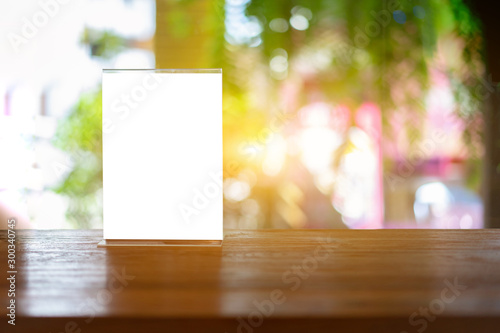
[291,6,313,20]
[269,18,289,33]
[224,179,251,202]
[393,10,407,24]
[413,6,426,19]
[270,55,288,73]
[290,15,309,31]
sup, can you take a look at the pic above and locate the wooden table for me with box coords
[1,229,500,332]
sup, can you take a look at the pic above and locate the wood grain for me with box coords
[1,229,500,332]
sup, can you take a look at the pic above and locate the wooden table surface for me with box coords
[1,229,500,332]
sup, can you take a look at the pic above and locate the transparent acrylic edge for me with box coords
[102,68,222,74]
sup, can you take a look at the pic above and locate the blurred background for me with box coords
[0,0,496,230]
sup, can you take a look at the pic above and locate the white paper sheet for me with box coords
[102,69,222,240]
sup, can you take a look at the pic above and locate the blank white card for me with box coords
[102,70,223,240]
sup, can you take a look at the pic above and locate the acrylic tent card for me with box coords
[100,69,223,246]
